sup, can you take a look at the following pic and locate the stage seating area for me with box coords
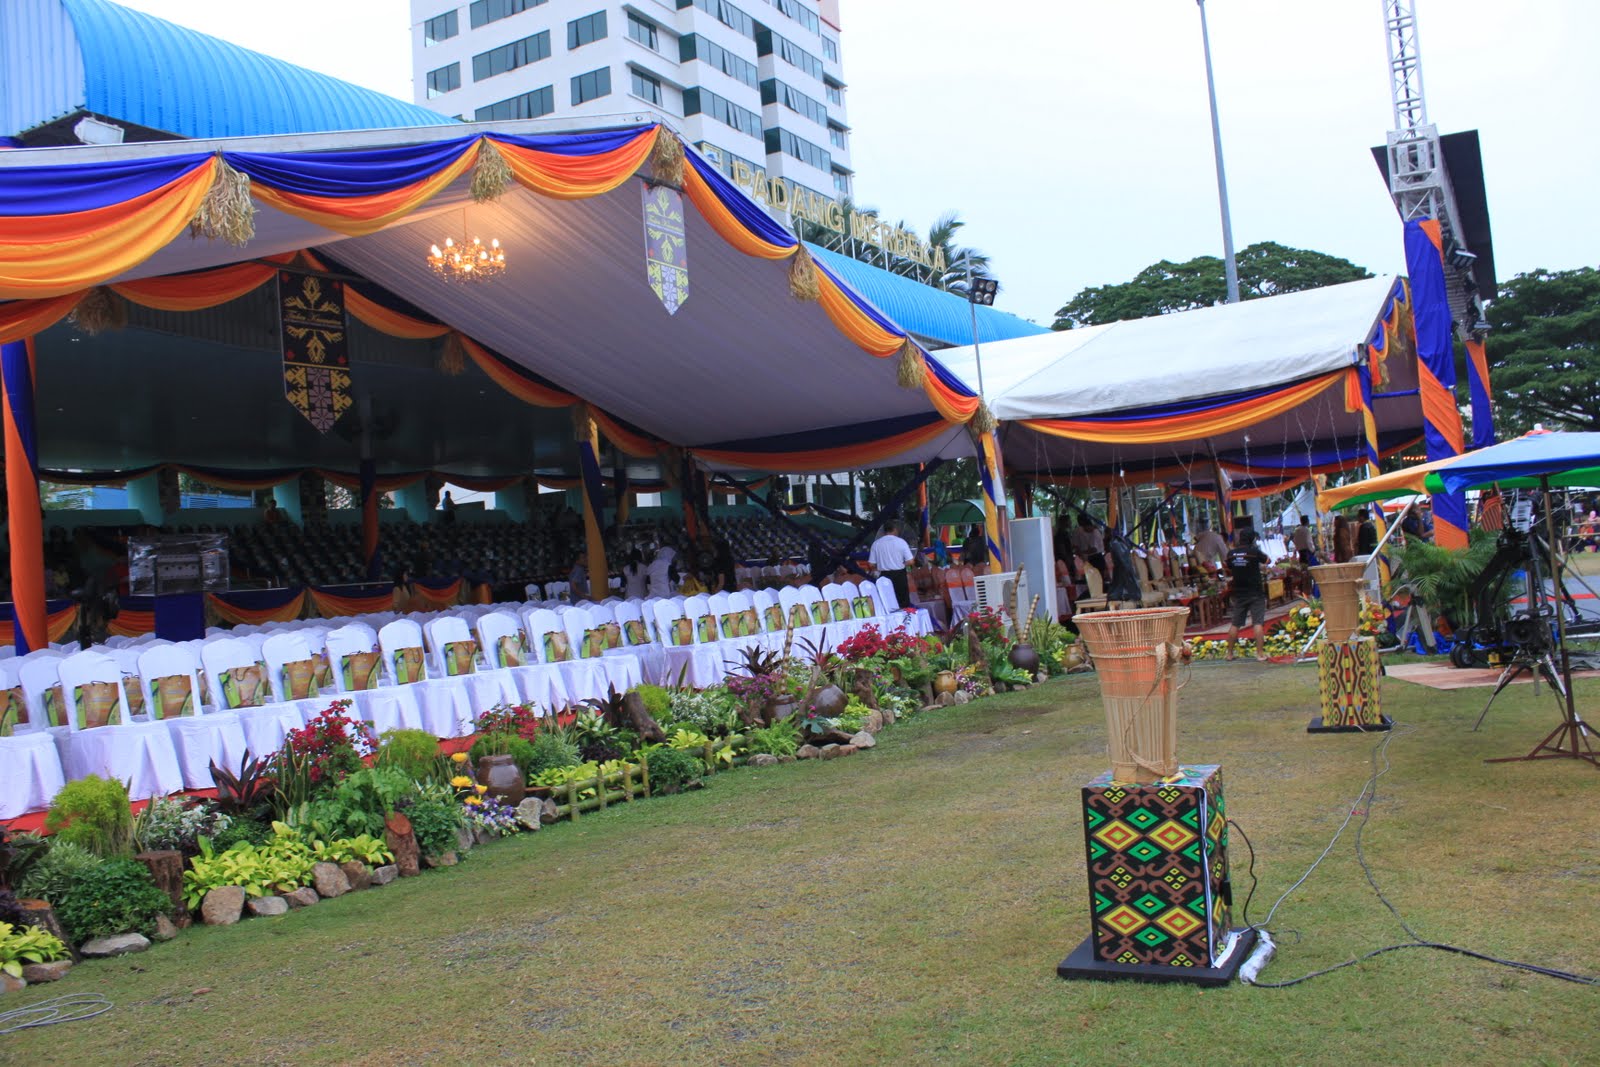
[0,577,934,819]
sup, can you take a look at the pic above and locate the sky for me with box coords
[116,0,1600,327]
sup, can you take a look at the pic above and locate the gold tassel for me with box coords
[895,338,925,389]
[470,139,513,203]
[788,246,820,302]
[571,402,594,442]
[438,332,467,376]
[972,400,998,434]
[68,287,127,335]
[190,155,255,246]
[648,129,685,188]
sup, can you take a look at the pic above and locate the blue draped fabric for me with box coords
[1403,219,1467,541]
[684,151,797,251]
[1435,432,1600,497]
[1084,381,1293,422]
[225,137,477,197]
[0,154,211,216]
[698,411,945,453]
[810,257,901,336]
[210,586,304,612]
[578,435,608,525]
[495,126,657,157]
[3,342,39,473]
[922,350,980,402]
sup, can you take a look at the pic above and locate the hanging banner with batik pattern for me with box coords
[642,182,688,315]
[278,269,352,433]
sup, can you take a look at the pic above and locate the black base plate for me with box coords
[1056,928,1257,987]
[1307,715,1394,734]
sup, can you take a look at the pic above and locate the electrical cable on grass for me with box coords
[1236,722,1600,989]
[0,993,114,1035]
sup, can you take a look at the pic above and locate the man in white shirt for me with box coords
[868,521,916,609]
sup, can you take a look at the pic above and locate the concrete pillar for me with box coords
[395,483,432,525]
[273,481,303,526]
[127,471,167,526]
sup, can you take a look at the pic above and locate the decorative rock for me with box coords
[201,886,246,926]
[312,862,351,899]
[370,864,400,886]
[863,711,884,734]
[537,798,561,825]
[848,731,876,749]
[776,754,797,764]
[455,826,475,853]
[21,959,72,983]
[820,744,843,760]
[425,851,458,868]
[151,914,180,942]
[284,887,320,909]
[937,692,954,707]
[953,691,971,705]
[339,861,372,892]
[515,798,546,831]
[1035,671,1050,684]
[749,753,779,767]
[879,707,897,727]
[80,933,151,958]
[796,744,821,760]
[246,895,289,918]
[0,973,24,995]
[839,744,858,756]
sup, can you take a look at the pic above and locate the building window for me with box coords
[426,63,461,98]
[571,66,612,105]
[821,35,839,62]
[469,0,545,30]
[475,85,554,120]
[824,77,843,106]
[765,127,831,171]
[755,28,823,81]
[679,35,759,90]
[771,0,820,35]
[760,79,827,126]
[567,10,608,50]
[683,87,763,140]
[627,12,660,51]
[424,10,459,45]
[472,31,551,81]
[631,69,663,105]
[697,142,725,168]
[832,170,851,194]
[678,0,756,39]
[828,124,847,149]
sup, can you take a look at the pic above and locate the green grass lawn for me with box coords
[7,663,1597,1065]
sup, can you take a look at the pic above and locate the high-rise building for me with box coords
[410,0,852,203]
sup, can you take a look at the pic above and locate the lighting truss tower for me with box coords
[1382,0,1483,334]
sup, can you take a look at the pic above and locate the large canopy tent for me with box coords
[935,276,1429,502]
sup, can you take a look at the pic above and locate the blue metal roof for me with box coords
[58,0,457,139]
[806,243,1047,348]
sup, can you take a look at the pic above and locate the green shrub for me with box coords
[0,921,70,977]
[209,816,272,852]
[133,796,227,856]
[44,776,134,858]
[0,829,50,893]
[525,729,581,778]
[182,826,316,908]
[405,798,462,859]
[632,684,672,722]
[302,766,414,839]
[15,841,103,903]
[744,718,801,757]
[645,747,703,794]
[55,859,171,943]
[378,728,444,780]
[310,834,393,867]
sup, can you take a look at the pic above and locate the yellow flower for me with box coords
[475,784,488,794]
[451,775,472,789]
[464,795,483,806]
[451,752,468,764]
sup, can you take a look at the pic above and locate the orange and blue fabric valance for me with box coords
[408,577,464,612]
[492,128,659,200]
[1020,371,1346,446]
[0,600,79,647]
[207,587,307,627]
[692,413,952,473]
[680,151,797,260]
[308,584,396,618]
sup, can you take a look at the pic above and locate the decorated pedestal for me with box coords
[1309,635,1391,733]
[1058,764,1254,986]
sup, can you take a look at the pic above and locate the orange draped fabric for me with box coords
[111,255,292,310]
[679,162,795,260]
[250,144,479,237]
[0,604,78,648]
[308,588,396,618]
[591,408,660,459]
[692,419,952,474]
[107,609,157,639]
[0,293,83,345]
[814,272,905,357]
[495,131,657,200]
[407,579,464,612]
[206,590,307,627]
[456,335,576,407]
[0,157,218,299]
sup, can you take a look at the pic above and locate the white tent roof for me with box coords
[937,275,1401,421]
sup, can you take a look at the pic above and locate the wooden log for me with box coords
[135,850,186,915]
[621,691,667,744]
[622,764,634,802]
[384,812,421,877]
[640,757,651,798]
[566,777,579,821]
[594,771,607,810]
[16,899,75,959]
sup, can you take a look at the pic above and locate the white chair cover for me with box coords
[0,731,66,818]
[58,651,184,801]
[138,643,248,789]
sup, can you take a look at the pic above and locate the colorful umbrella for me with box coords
[1317,430,1600,512]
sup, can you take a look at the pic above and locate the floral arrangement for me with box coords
[280,701,375,785]
[965,607,1009,646]
[837,623,926,662]
[462,795,520,837]
[475,703,542,741]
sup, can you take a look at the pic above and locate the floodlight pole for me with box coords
[1197,0,1241,304]
[965,262,988,403]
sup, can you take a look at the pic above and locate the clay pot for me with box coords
[933,671,959,696]
[809,684,848,718]
[1008,643,1041,676]
[763,694,798,726]
[476,753,526,807]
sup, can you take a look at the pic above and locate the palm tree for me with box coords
[924,211,995,293]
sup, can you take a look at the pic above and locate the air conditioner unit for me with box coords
[972,569,1030,627]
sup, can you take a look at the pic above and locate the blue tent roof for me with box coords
[57,0,457,139]
[806,243,1046,348]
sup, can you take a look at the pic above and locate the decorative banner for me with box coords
[278,269,352,433]
[1402,220,1468,548]
[642,182,688,315]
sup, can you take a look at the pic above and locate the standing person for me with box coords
[1333,515,1355,562]
[1355,507,1379,556]
[1225,529,1272,662]
[961,524,987,568]
[1193,520,1228,573]
[1291,516,1316,566]
[1070,513,1107,579]
[646,544,675,597]
[568,555,589,601]
[868,520,916,609]
[711,532,738,595]
[440,491,456,525]
[622,548,649,600]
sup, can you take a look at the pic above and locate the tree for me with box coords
[1485,266,1600,435]
[1052,241,1372,329]
[857,460,981,530]
[794,204,994,294]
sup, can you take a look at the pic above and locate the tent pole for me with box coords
[2,340,47,654]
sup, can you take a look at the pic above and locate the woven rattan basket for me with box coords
[1073,607,1190,783]
[1310,562,1368,643]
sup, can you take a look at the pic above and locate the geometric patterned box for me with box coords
[1315,636,1383,728]
[1081,765,1232,968]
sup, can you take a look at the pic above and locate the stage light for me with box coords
[967,277,999,306]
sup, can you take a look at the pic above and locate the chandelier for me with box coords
[427,213,506,282]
